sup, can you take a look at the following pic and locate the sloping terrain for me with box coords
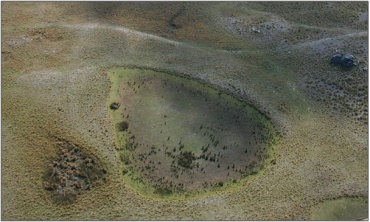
[2,2,368,220]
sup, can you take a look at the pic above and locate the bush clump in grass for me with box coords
[43,138,107,205]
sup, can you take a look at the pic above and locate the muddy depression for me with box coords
[108,68,277,195]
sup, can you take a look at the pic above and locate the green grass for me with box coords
[311,197,368,220]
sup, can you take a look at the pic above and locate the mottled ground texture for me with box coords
[2,2,368,220]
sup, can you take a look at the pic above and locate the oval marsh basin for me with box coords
[108,68,277,194]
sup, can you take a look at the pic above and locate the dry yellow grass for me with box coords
[2,2,368,220]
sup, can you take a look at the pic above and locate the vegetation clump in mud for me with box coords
[42,138,108,204]
[177,151,196,169]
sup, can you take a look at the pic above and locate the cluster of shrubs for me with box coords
[43,139,107,204]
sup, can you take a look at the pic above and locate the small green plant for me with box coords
[116,121,129,131]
